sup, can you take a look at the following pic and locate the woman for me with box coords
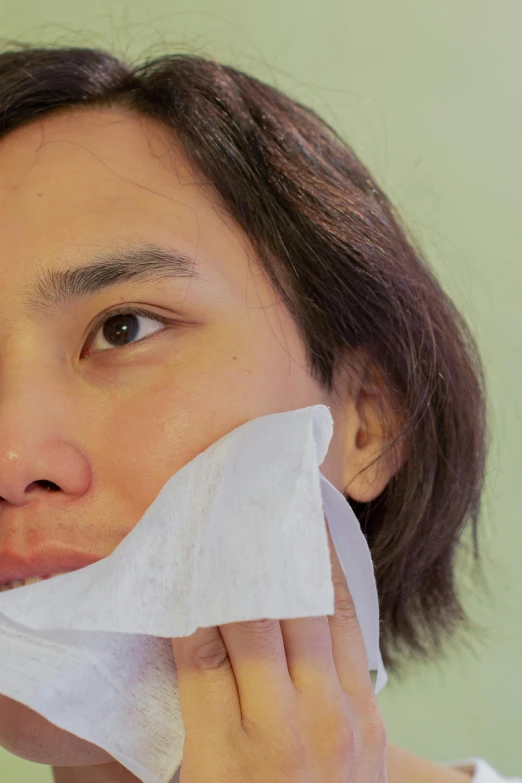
[0,44,516,783]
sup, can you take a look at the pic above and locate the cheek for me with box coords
[94,347,323,521]
[0,695,111,765]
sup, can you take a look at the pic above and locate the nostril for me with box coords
[30,480,61,492]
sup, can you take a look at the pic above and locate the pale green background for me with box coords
[0,0,520,780]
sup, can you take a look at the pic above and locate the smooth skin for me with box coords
[0,107,471,782]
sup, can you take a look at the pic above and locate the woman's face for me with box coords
[0,107,399,766]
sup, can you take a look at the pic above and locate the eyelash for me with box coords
[82,305,173,357]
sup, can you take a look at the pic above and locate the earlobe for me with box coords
[343,452,396,504]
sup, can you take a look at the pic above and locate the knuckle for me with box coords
[191,636,230,670]
[318,699,355,759]
[327,719,356,766]
[362,697,387,750]
[331,579,358,625]
[230,619,282,660]
[234,618,279,636]
[248,722,306,776]
[275,733,308,775]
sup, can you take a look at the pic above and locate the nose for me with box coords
[0,446,90,506]
[0,383,91,507]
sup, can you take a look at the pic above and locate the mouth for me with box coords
[0,572,71,591]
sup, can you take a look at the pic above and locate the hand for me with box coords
[170,520,388,782]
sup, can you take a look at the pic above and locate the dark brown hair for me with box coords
[0,43,489,676]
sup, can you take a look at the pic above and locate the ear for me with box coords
[333,354,407,504]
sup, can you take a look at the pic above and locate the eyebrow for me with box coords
[23,243,201,316]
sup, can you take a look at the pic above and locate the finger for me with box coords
[171,625,241,739]
[324,521,374,698]
[218,619,296,729]
[278,612,342,710]
[278,515,370,697]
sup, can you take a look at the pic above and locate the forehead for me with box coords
[0,107,252,289]
[0,106,200,209]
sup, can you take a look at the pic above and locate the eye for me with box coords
[82,306,172,357]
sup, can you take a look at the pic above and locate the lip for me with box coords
[0,551,103,586]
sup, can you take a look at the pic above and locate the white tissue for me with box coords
[0,404,387,783]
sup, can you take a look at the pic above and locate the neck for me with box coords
[52,742,474,783]
[52,761,141,783]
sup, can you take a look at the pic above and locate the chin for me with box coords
[0,694,112,766]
